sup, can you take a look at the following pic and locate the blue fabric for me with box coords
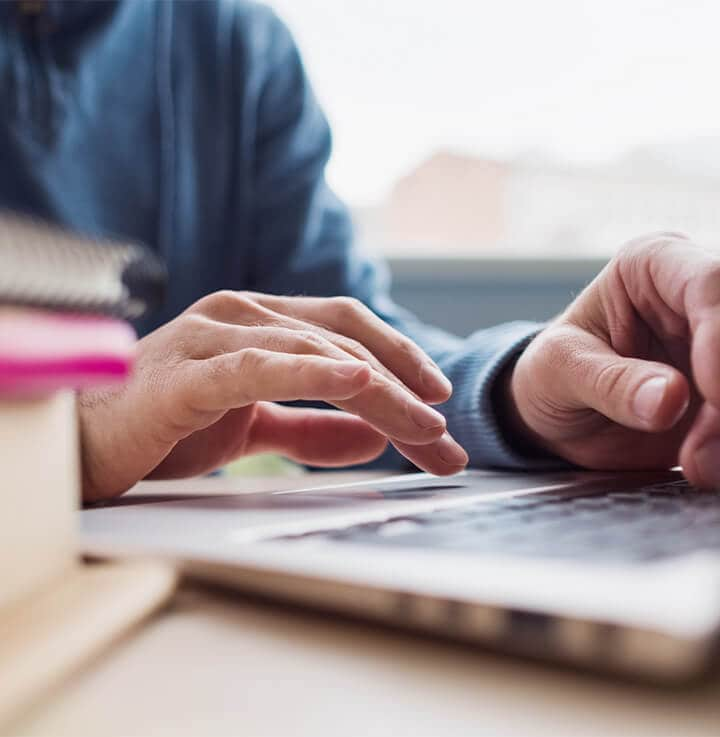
[0,0,550,470]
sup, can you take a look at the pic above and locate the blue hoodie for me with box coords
[0,0,543,470]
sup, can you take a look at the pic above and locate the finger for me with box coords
[187,344,448,448]
[189,321,408,398]
[246,403,388,466]
[651,239,720,408]
[680,403,720,489]
[541,326,690,432]
[250,405,467,476]
[246,293,453,403]
[185,298,448,413]
[392,435,469,476]
[332,372,448,445]
[185,350,373,412]
[236,325,452,445]
[250,320,425,402]
[691,315,720,409]
[605,234,720,408]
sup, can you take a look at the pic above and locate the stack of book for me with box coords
[0,213,175,726]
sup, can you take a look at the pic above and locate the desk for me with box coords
[13,473,720,737]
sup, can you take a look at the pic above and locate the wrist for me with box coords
[491,353,552,459]
[77,388,149,502]
[77,391,108,502]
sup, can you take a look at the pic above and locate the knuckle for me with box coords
[200,361,226,392]
[392,334,422,363]
[294,358,324,387]
[690,262,720,308]
[203,289,237,311]
[201,354,233,386]
[337,334,367,356]
[174,314,214,357]
[235,347,264,373]
[617,231,688,262]
[229,348,267,405]
[194,290,258,318]
[233,290,262,307]
[254,327,291,353]
[255,327,331,355]
[179,312,212,335]
[332,296,366,320]
[334,335,378,367]
[296,329,331,353]
[535,325,576,370]
[592,361,630,400]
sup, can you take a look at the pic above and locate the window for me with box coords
[270,0,720,259]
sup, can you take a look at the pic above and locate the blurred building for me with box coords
[358,142,720,257]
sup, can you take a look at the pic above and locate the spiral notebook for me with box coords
[0,211,166,319]
[0,212,166,396]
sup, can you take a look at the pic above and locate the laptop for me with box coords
[80,468,720,683]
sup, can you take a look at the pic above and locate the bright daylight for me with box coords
[4,1,720,732]
[271,0,720,257]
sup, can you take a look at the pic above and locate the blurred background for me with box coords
[269,0,720,335]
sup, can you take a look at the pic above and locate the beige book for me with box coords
[0,392,176,727]
[0,392,78,610]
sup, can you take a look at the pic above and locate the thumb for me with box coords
[564,331,690,432]
[679,402,720,488]
[247,402,389,466]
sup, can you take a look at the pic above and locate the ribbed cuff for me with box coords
[355,321,568,473]
[440,321,566,469]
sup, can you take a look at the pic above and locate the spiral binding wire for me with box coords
[0,213,165,318]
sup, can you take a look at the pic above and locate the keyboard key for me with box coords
[277,480,720,564]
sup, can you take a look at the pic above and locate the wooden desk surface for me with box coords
[13,473,720,737]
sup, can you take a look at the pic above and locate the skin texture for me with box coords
[78,291,467,501]
[80,231,720,501]
[509,232,720,489]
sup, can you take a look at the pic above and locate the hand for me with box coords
[79,291,467,501]
[508,232,720,488]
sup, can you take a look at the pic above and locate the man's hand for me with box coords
[509,232,720,488]
[79,291,467,501]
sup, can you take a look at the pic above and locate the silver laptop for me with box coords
[81,469,720,683]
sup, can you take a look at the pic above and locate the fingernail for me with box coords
[669,393,691,427]
[436,432,469,467]
[409,402,446,431]
[421,363,453,396]
[633,376,667,422]
[693,439,720,489]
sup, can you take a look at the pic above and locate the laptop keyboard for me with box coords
[276,480,720,563]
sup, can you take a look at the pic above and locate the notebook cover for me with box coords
[0,309,135,395]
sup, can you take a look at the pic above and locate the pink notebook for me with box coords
[0,308,135,396]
